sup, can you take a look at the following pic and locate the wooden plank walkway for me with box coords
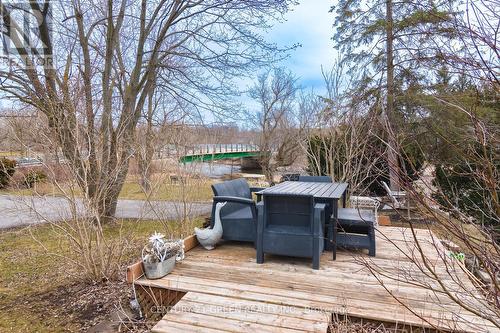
[135,227,498,333]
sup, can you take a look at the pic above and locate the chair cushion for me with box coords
[337,208,375,223]
[336,208,374,234]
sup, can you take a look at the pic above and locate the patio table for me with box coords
[256,181,349,260]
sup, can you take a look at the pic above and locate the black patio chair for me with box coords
[256,193,325,269]
[298,175,332,183]
[298,175,334,249]
[336,208,376,256]
[211,178,264,243]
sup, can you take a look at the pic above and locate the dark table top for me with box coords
[256,181,348,200]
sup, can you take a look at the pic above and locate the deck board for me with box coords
[152,292,329,333]
[137,227,498,333]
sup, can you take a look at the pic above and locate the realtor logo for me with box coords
[0,0,52,65]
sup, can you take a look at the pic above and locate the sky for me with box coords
[264,0,337,92]
[1,1,338,118]
[234,0,338,120]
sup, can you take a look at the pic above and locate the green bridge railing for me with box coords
[179,144,261,163]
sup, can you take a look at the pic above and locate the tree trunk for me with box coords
[138,148,153,193]
[94,161,129,223]
[138,90,155,193]
[385,0,400,191]
[259,151,274,185]
[100,190,120,223]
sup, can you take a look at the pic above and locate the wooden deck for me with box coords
[135,227,498,333]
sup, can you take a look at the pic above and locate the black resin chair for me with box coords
[211,178,264,243]
[256,193,325,269]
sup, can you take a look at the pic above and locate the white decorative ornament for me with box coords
[147,232,168,261]
[195,201,226,250]
[175,239,185,262]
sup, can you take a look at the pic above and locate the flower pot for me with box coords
[143,256,176,279]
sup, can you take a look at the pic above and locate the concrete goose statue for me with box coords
[195,201,226,250]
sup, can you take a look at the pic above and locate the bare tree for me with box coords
[249,67,300,184]
[363,1,500,328]
[135,88,190,193]
[0,0,295,222]
[432,0,500,84]
[364,106,500,331]
[300,62,384,194]
[4,114,212,282]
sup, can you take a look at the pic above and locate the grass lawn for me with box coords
[119,181,213,202]
[0,217,205,332]
[2,179,215,202]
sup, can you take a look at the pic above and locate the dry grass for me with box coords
[0,217,205,332]
[119,181,213,202]
[0,151,22,157]
[2,179,215,202]
[2,181,64,196]
[329,314,437,333]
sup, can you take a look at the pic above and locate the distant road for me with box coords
[0,195,212,229]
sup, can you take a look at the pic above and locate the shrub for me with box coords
[306,133,424,195]
[24,170,47,188]
[0,158,16,189]
[434,160,499,226]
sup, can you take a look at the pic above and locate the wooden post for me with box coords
[126,262,144,283]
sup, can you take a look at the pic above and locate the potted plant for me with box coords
[142,232,182,279]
